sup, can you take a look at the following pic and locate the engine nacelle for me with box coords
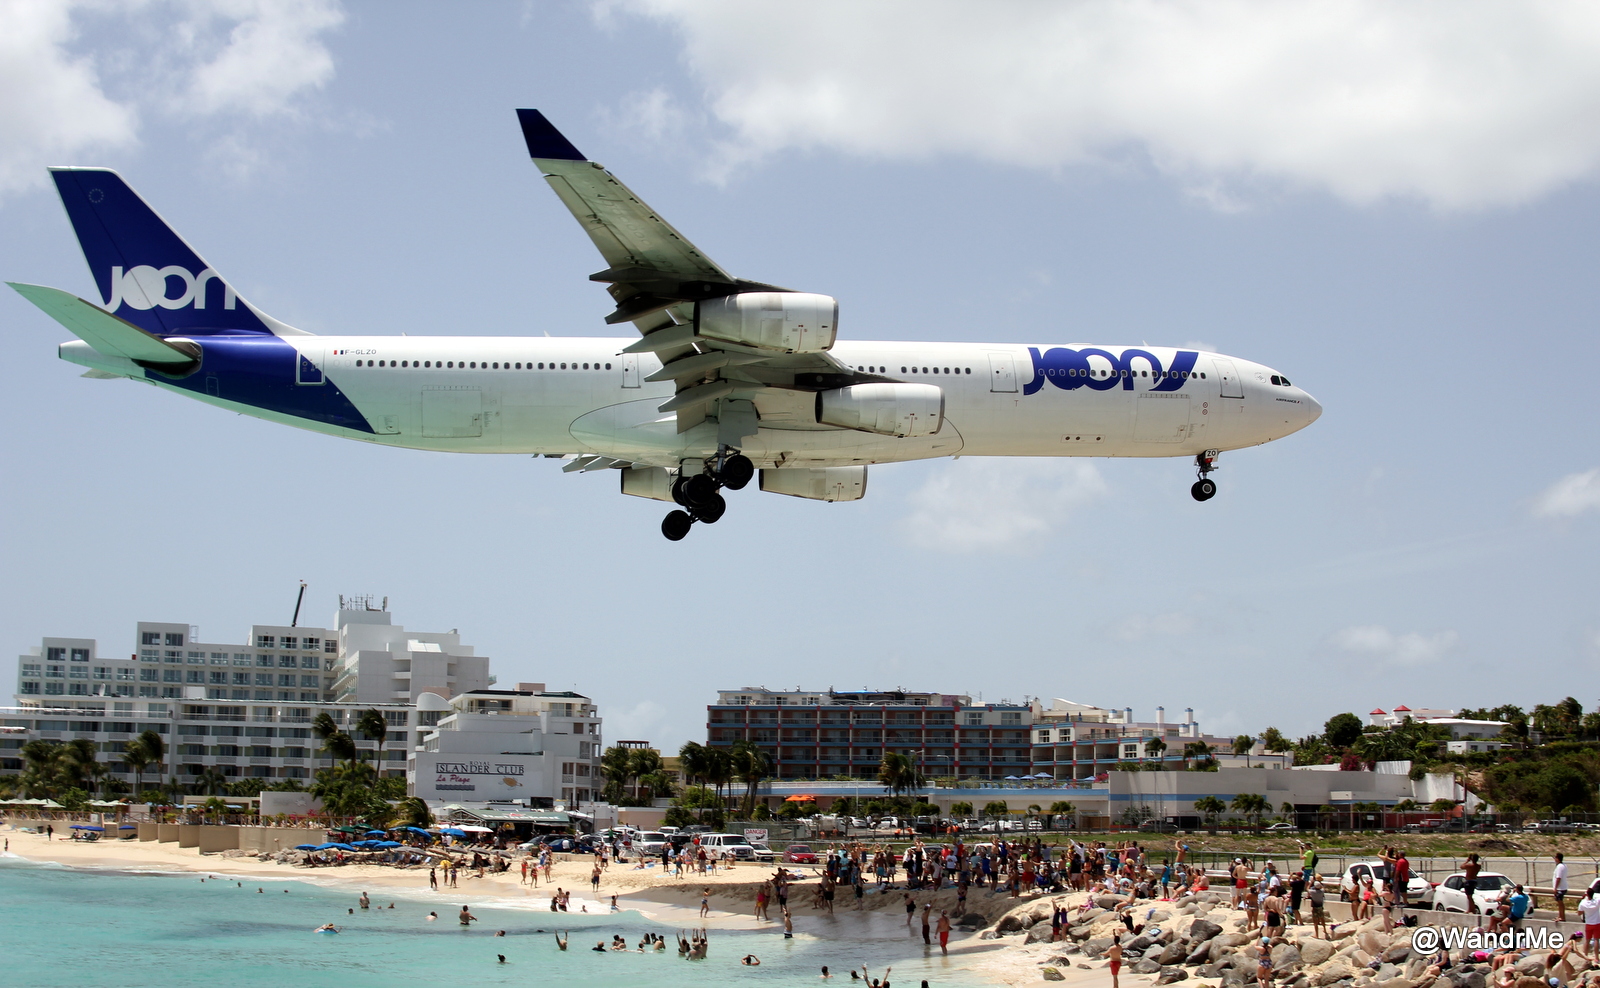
[695,292,837,353]
[815,383,944,438]
[759,466,867,502]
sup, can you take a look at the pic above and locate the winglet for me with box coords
[516,108,586,161]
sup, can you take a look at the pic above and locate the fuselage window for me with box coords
[583,362,590,370]
[922,367,929,374]
[560,363,566,369]
[943,368,950,374]
[900,366,907,373]
[605,362,612,370]
[447,361,454,368]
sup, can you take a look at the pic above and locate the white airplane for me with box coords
[11,110,1320,540]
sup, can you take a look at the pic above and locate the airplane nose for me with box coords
[1302,392,1322,427]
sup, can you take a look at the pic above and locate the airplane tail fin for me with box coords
[48,167,305,337]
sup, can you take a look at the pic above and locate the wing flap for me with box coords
[9,282,200,365]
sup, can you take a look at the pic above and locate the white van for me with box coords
[697,833,756,860]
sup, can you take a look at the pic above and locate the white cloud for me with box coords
[614,0,1600,210]
[1332,625,1458,666]
[900,458,1107,550]
[0,0,138,199]
[0,0,343,201]
[1532,468,1600,518]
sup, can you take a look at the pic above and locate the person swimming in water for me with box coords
[313,923,340,933]
[743,955,761,965]
[459,906,478,927]
[555,931,568,951]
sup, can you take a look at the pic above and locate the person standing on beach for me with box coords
[904,893,915,927]
[920,902,932,945]
[1107,936,1123,988]
[1553,853,1569,922]
[936,910,951,956]
[429,867,437,891]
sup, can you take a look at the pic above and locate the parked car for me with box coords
[698,833,756,860]
[1138,820,1179,833]
[749,842,777,863]
[783,843,819,864]
[636,832,670,854]
[1525,820,1576,834]
[1264,822,1297,832]
[1337,861,1434,904]
[1431,872,1512,915]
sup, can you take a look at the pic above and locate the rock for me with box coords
[1068,923,1096,941]
[1077,964,1093,970]
[1150,910,1173,924]
[1300,940,1336,966]
[1186,942,1214,965]
[979,930,1001,940]
[1127,934,1158,953]
[1180,903,1199,915]
[1025,923,1055,944]
[1084,937,1113,958]
[1196,964,1222,978]
[1217,933,1254,949]
[1383,944,1414,964]
[1159,967,1190,984]
[1317,961,1357,987]
[1513,957,1545,977]
[1359,932,1390,957]
[1351,950,1373,969]
[1273,944,1304,973]
[1098,895,1127,909]
[1458,973,1485,988]
[961,913,986,927]
[1373,964,1399,980]
[1136,958,1164,975]
[1079,908,1107,924]
[1189,919,1225,943]
[1332,925,1358,940]
[1376,978,1414,988]
[1160,942,1190,965]
[1042,968,1066,982]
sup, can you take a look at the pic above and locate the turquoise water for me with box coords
[0,856,981,988]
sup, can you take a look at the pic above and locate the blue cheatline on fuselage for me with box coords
[156,334,374,433]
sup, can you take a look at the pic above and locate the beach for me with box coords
[2,825,1086,987]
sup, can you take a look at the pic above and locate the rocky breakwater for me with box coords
[977,891,1521,988]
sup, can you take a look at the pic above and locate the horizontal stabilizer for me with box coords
[8,282,200,365]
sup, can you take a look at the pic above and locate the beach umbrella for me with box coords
[323,842,358,851]
[70,824,105,831]
[363,830,387,837]
[373,841,402,848]
[457,825,493,833]
[295,844,321,850]
[397,826,431,836]
[331,825,364,834]
[118,824,137,830]
[1003,775,1021,781]
[439,828,467,837]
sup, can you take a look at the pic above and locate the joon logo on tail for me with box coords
[99,265,235,312]
[1023,346,1200,395]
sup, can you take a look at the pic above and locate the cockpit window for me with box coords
[1281,376,1291,386]
[1269,374,1293,387]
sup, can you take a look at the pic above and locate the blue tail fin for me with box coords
[50,167,297,337]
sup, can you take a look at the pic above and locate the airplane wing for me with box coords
[517,109,886,435]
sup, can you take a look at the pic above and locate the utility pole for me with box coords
[291,581,307,627]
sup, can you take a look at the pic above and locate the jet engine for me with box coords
[815,383,944,438]
[694,292,837,353]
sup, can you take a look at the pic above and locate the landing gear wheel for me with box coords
[661,510,693,541]
[719,454,754,491]
[670,476,692,507]
[1191,479,1216,501]
[692,491,727,524]
[683,473,718,507]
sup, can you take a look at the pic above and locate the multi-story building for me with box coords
[329,596,492,704]
[3,602,497,785]
[408,684,603,805]
[707,688,1032,780]
[706,689,1285,781]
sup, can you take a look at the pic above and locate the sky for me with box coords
[3,0,1600,751]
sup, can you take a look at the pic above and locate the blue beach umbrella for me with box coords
[70,824,105,831]
[439,827,467,837]
[118,824,137,830]
[363,830,386,837]
[295,844,321,850]
[397,826,431,836]
[373,841,402,848]
[326,842,357,851]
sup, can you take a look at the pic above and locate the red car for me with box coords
[783,843,818,864]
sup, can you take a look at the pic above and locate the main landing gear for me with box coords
[1191,449,1219,502]
[661,449,755,541]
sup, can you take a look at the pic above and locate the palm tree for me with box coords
[135,728,166,787]
[1193,795,1227,828]
[1231,792,1267,826]
[678,741,710,790]
[396,796,433,828]
[1233,735,1254,768]
[704,746,733,806]
[312,712,339,770]
[122,738,152,798]
[1049,800,1077,830]
[877,752,920,796]
[636,771,677,801]
[950,800,975,819]
[982,800,1010,821]
[195,766,228,796]
[600,745,634,802]
[728,741,771,818]
[629,747,664,782]
[1144,737,1167,762]
[356,709,388,768]
[61,738,100,789]
[322,731,358,771]
[1279,800,1295,824]
[20,739,62,797]
[1183,741,1214,768]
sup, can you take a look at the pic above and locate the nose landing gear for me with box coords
[1191,450,1219,502]
[660,448,754,539]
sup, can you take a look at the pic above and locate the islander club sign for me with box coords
[413,753,544,799]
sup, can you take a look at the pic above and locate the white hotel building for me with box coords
[2,602,494,786]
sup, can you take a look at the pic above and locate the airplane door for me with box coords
[296,347,325,385]
[1212,358,1244,398]
[622,353,640,388]
[987,352,1017,393]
